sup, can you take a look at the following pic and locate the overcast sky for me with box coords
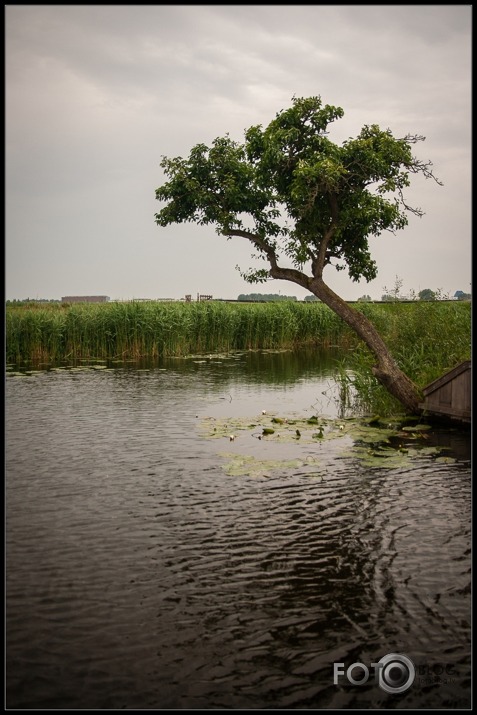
[5,4,472,301]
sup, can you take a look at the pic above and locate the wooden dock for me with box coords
[419,360,471,424]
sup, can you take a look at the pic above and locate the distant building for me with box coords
[454,290,471,301]
[184,294,213,302]
[61,296,110,303]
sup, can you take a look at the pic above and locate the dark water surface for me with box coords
[6,351,471,709]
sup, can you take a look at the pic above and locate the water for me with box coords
[6,351,471,709]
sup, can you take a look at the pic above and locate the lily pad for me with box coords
[198,412,450,474]
[352,426,395,444]
[219,452,320,478]
[415,446,444,456]
[345,446,413,469]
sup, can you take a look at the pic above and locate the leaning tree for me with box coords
[154,96,442,413]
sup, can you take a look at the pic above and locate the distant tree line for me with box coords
[236,293,325,302]
[379,276,471,302]
[6,298,61,305]
[7,287,470,307]
[237,293,298,302]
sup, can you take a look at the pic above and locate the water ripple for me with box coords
[6,365,471,709]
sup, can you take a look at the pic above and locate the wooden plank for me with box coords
[419,361,471,424]
[451,373,471,412]
[419,403,471,421]
[439,382,453,406]
[422,361,471,396]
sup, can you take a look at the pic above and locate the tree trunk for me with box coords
[309,277,422,414]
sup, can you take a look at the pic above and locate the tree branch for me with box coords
[225,229,311,289]
[312,193,339,279]
[224,229,278,266]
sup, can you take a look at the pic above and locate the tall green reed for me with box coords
[335,301,471,415]
[6,299,470,391]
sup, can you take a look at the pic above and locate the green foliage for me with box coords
[6,300,470,404]
[155,95,441,286]
[336,301,471,415]
[237,293,297,302]
[418,288,437,301]
[6,299,62,307]
[6,300,347,363]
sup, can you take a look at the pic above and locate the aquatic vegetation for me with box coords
[5,300,348,363]
[199,411,452,475]
[334,301,471,415]
[6,301,470,373]
[6,300,470,419]
[219,453,322,478]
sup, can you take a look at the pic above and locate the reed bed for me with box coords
[6,300,471,403]
[335,300,472,414]
[6,300,347,364]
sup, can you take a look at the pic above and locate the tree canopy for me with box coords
[155,95,441,291]
[418,288,437,301]
[155,95,442,413]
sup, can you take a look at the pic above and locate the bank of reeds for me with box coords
[335,300,472,414]
[6,300,471,407]
[5,300,347,364]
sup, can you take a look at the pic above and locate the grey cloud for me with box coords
[5,4,471,301]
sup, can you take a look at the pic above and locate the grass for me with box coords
[6,300,349,364]
[334,301,472,415]
[6,299,471,416]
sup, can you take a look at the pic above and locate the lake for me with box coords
[6,349,471,708]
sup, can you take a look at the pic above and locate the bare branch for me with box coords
[399,133,426,143]
[397,187,425,217]
[407,158,444,185]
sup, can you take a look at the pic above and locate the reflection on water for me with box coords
[6,351,471,709]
